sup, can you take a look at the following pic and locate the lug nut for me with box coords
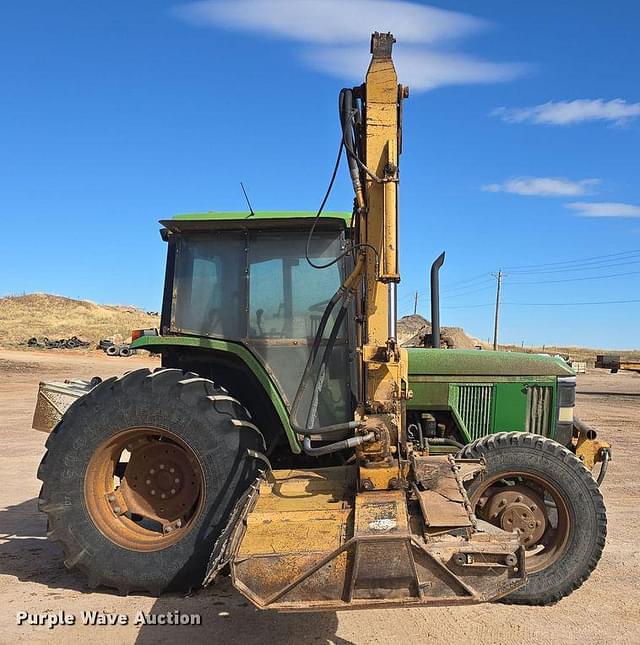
[159,464,165,470]
[530,505,537,511]
[169,467,175,473]
[146,479,151,485]
[150,469,155,475]
[170,489,176,495]
[150,489,156,495]
[161,493,166,499]
[515,496,522,503]
[175,478,180,484]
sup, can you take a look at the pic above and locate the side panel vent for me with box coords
[457,385,493,441]
[526,386,552,436]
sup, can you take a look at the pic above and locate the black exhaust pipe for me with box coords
[430,252,445,348]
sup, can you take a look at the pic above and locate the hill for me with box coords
[397,314,482,349]
[0,294,159,348]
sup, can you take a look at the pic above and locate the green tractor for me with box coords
[35,208,607,603]
[34,35,607,609]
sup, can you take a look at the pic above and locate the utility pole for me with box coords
[492,270,503,351]
[413,291,418,315]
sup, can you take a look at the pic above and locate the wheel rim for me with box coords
[471,471,571,573]
[84,427,205,551]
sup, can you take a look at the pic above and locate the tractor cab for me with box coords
[159,211,355,428]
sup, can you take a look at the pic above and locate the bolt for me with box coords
[170,489,176,495]
[150,469,155,475]
[146,479,151,485]
[114,506,121,514]
[536,520,542,527]
[175,478,180,484]
[165,526,173,534]
[169,467,175,473]
[107,494,116,502]
[514,496,522,503]
[498,498,507,507]
[150,489,156,495]
[161,493,166,499]
[159,464,165,470]
[175,519,182,528]
[530,505,537,511]
[505,554,517,567]
[361,479,374,491]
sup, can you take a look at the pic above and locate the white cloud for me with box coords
[175,0,527,92]
[482,177,600,197]
[176,0,487,44]
[566,202,640,218]
[304,47,527,91]
[492,99,640,126]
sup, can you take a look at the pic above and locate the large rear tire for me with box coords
[37,368,263,594]
[458,432,606,605]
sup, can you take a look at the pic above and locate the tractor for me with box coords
[35,33,606,609]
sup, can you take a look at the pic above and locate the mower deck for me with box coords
[224,465,526,611]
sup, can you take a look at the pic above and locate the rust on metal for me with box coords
[227,465,525,611]
[84,426,204,551]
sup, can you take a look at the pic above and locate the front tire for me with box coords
[459,432,606,605]
[37,368,262,594]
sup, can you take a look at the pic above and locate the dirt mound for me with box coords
[0,293,159,348]
[397,314,482,349]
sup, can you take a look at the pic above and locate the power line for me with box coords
[509,269,640,285]
[502,248,640,271]
[443,298,640,308]
[506,257,640,275]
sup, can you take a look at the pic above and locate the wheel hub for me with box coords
[120,441,200,523]
[84,427,205,551]
[482,485,547,546]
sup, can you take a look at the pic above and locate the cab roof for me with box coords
[162,211,351,233]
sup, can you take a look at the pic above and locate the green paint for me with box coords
[171,211,352,224]
[492,383,528,432]
[408,348,574,377]
[130,335,301,453]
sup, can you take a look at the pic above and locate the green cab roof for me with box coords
[172,211,351,224]
[408,348,575,377]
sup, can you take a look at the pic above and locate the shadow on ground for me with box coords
[0,498,351,644]
[135,584,352,645]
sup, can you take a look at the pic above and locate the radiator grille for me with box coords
[526,385,552,436]
[457,385,493,440]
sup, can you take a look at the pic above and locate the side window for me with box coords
[172,233,245,338]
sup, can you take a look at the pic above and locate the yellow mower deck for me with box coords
[223,465,526,611]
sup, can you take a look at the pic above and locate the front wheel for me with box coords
[458,432,606,605]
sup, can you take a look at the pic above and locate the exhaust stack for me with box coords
[430,252,445,348]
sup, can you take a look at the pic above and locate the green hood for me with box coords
[407,349,574,378]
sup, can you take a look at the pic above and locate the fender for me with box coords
[131,334,301,453]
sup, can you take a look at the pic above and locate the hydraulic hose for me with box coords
[303,432,375,457]
[426,437,465,450]
[289,256,365,440]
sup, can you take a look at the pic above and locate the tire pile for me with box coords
[27,336,90,349]
[98,339,135,357]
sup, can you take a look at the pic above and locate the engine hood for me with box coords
[407,349,575,378]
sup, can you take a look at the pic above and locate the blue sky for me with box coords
[1,1,639,348]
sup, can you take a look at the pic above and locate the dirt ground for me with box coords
[0,349,638,645]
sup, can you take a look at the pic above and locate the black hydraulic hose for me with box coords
[596,449,610,485]
[339,89,365,208]
[303,432,375,457]
[305,296,351,429]
[427,437,465,450]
